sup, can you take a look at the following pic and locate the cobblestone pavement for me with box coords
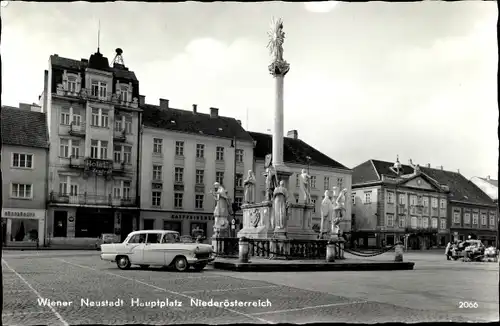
[2,251,497,325]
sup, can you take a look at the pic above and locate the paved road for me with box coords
[2,250,498,325]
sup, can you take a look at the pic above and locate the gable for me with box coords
[402,176,437,191]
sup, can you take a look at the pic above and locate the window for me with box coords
[124,117,132,134]
[59,179,68,195]
[489,216,495,227]
[153,165,162,181]
[431,198,438,208]
[324,177,330,190]
[234,196,243,210]
[91,81,99,97]
[101,110,109,128]
[351,194,355,205]
[472,213,478,224]
[464,212,471,224]
[310,176,316,189]
[175,141,184,156]
[120,85,129,102]
[398,194,405,205]
[113,187,121,198]
[481,213,487,225]
[174,193,183,208]
[146,233,161,244]
[195,194,204,209]
[399,216,405,228]
[67,76,77,92]
[11,183,32,199]
[99,82,107,98]
[60,139,70,158]
[235,149,244,162]
[410,195,417,206]
[195,170,204,184]
[123,181,131,199]
[114,145,122,162]
[364,192,371,204]
[440,218,447,229]
[422,217,429,228]
[417,217,422,228]
[216,171,224,185]
[386,214,394,227]
[123,146,132,164]
[337,177,343,189]
[174,167,184,183]
[100,141,108,159]
[153,138,163,154]
[72,114,81,126]
[128,233,146,244]
[236,173,243,187]
[61,111,70,125]
[71,140,80,158]
[69,184,78,196]
[91,108,99,126]
[152,191,161,207]
[423,197,429,207]
[12,153,34,168]
[453,211,460,223]
[311,198,317,213]
[196,144,205,158]
[410,216,417,228]
[439,199,446,209]
[216,146,224,161]
[387,192,394,204]
[431,218,438,229]
[115,118,123,132]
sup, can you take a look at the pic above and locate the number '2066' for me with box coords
[459,301,478,308]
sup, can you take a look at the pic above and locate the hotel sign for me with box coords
[2,208,45,220]
[85,158,113,174]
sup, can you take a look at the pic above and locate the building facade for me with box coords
[41,50,142,243]
[1,105,49,246]
[352,159,449,249]
[249,130,352,233]
[470,175,498,247]
[139,99,254,240]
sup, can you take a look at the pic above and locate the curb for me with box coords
[213,261,415,272]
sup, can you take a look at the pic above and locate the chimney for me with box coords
[236,119,241,125]
[287,130,298,139]
[457,169,460,174]
[139,95,145,106]
[159,98,169,109]
[210,107,219,118]
[192,104,197,113]
[426,163,431,168]
[42,70,48,112]
[487,175,491,180]
[440,165,443,170]
[408,159,413,165]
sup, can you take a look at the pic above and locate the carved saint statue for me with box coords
[243,170,256,204]
[299,169,312,204]
[211,182,232,235]
[265,165,278,202]
[267,17,286,62]
[331,187,347,235]
[320,190,334,237]
[273,180,289,230]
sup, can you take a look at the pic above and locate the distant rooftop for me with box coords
[1,106,49,149]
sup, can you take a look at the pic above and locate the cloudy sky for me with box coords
[1,1,497,179]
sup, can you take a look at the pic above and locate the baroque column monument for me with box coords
[237,18,317,241]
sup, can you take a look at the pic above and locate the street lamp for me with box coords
[230,137,239,237]
[306,156,311,174]
[391,155,405,249]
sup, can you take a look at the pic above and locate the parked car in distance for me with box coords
[95,233,121,250]
[100,230,214,272]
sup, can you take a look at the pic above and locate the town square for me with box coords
[1,1,498,324]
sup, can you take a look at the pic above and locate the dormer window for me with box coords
[91,80,107,99]
[120,85,129,102]
[62,71,81,93]
[67,76,77,92]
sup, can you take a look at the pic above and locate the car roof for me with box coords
[128,230,179,236]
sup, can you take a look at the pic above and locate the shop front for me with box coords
[140,211,214,241]
[1,208,46,247]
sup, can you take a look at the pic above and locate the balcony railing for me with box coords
[113,129,127,142]
[55,85,139,109]
[69,122,86,137]
[69,156,86,169]
[49,191,137,207]
[112,162,133,174]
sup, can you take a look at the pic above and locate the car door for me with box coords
[142,233,166,265]
[126,233,146,264]
[162,233,182,265]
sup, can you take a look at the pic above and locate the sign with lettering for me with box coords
[85,158,113,174]
[2,208,45,220]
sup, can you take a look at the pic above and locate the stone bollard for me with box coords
[239,237,250,263]
[394,241,404,262]
[326,239,338,262]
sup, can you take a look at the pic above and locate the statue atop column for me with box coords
[211,182,232,236]
[243,170,256,204]
[272,180,289,230]
[299,169,312,204]
[267,17,290,76]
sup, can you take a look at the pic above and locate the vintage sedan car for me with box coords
[95,233,121,250]
[100,230,214,272]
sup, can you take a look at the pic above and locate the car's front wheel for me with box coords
[116,256,131,270]
[192,262,207,272]
[173,256,188,272]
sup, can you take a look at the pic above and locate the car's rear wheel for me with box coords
[116,256,131,270]
[173,256,188,272]
[139,265,149,269]
[192,262,207,272]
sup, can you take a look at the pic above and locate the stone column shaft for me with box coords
[272,75,285,167]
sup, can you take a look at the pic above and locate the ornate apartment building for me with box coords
[41,49,142,243]
[138,98,255,239]
[1,105,49,247]
[249,130,353,233]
